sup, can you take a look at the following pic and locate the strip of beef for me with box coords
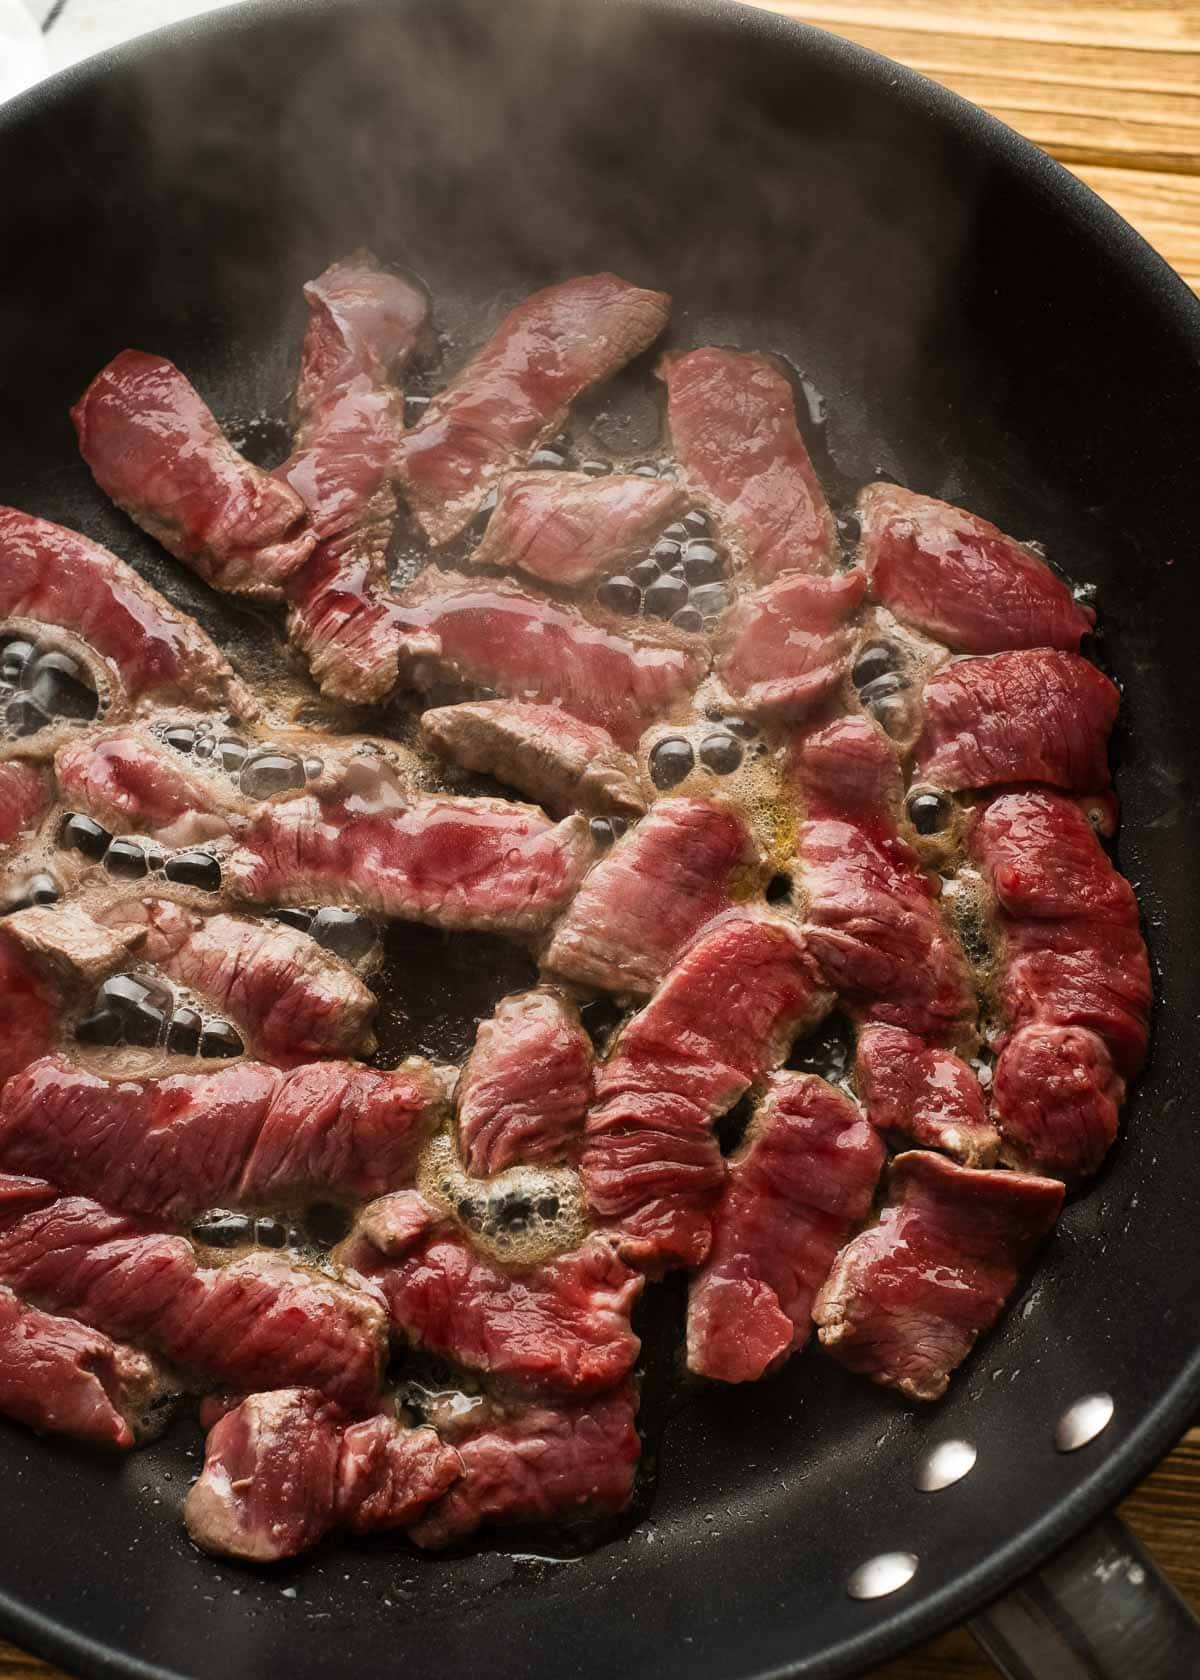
[0,764,50,855]
[286,547,414,706]
[408,1380,640,1549]
[999,916,1150,1084]
[108,899,376,1063]
[398,274,671,544]
[858,483,1095,653]
[971,788,1138,925]
[658,347,836,581]
[793,718,975,1039]
[421,699,646,818]
[227,788,591,935]
[472,470,685,587]
[544,798,758,996]
[915,651,1119,792]
[0,1284,174,1450]
[687,1073,884,1383]
[582,914,832,1272]
[185,1388,459,1562]
[293,255,429,416]
[991,1023,1122,1181]
[457,989,593,1176]
[338,1190,641,1397]
[72,352,315,600]
[0,508,254,716]
[716,568,866,720]
[55,729,233,847]
[813,1150,1063,1400]
[0,906,135,1089]
[855,1024,999,1166]
[395,569,706,750]
[0,1174,384,1410]
[0,1053,444,1222]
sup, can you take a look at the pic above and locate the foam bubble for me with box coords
[417,1129,588,1267]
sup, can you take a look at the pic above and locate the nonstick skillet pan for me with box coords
[1,1,1200,1675]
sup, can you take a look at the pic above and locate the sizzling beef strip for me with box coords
[408,1380,641,1549]
[793,717,975,1039]
[814,1150,1063,1400]
[338,1189,642,1398]
[0,1173,385,1410]
[0,1285,175,1449]
[0,509,254,717]
[471,470,686,587]
[397,274,671,544]
[104,899,376,1064]
[421,700,646,818]
[582,913,832,1272]
[282,258,430,704]
[855,1024,999,1167]
[970,789,1150,1177]
[227,787,591,935]
[55,728,235,847]
[0,764,50,855]
[0,1053,444,1222]
[72,352,316,600]
[914,650,1119,792]
[658,348,836,581]
[544,797,759,996]
[456,988,593,1176]
[857,483,1095,653]
[716,568,866,720]
[687,1073,884,1383]
[185,1388,460,1562]
[394,569,706,750]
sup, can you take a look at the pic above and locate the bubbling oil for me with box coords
[418,1129,588,1267]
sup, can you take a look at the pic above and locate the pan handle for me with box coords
[968,1513,1200,1679]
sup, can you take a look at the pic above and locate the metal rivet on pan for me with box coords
[914,1438,977,1492]
[846,1552,918,1600]
[1055,1392,1114,1452]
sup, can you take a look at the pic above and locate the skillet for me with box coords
[1,1,1200,1675]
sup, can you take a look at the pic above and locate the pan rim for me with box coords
[1,1,1198,1676]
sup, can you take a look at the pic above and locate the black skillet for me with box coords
[1,1,1200,1675]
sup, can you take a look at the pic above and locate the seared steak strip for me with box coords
[72,352,316,601]
[582,914,832,1272]
[814,1150,1063,1400]
[0,1054,445,1222]
[687,1073,884,1383]
[0,1172,385,1410]
[185,1387,460,1562]
[659,347,836,581]
[338,1189,642,1398]
[55,729,236,847]
[408,1380,641,1549]
[716,568,866,720]
[456,988,593,1176]
[398,274,671,544]
[0,508,254,717]
[858,482,1095,653]
[471,470,685,587]
[855,1024,999,1167]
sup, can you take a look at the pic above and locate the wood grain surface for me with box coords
[2,3,1197,1679]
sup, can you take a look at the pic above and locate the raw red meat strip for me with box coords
[55,728,233,846]
[716,568,866,720]
[456,989,593,1176]
[855,1024,998,1167]
[472,470,684,587]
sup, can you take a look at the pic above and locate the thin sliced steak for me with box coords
[398,274,671,543]
[1,903,137,995]
[185,1388,459,1562]
[286,544,414,706]
[0,508,254,716]
[716,568,866,720]
[659,347,835,580]
[408,1380,640,1549]
[457,989,593,1176]
[687,1073,884,1382]
[227,790,592,935]
[421,700,646,818]
[992,1023,1123,1181]
[855,1024,999,1167]
[72,352,315,600]
[472,470,685,587]
[0,1176,384,1410]
[338,1189,642,1398]
[1000,916,1150,1082]
[294,255,429,416]
[0,764,50,855]
[0,931,60,1089]
[0,1053,444,1222]
[814,1150,1063,1400]
[971,788,1138,924]
[395,569,706,750]
[0,1285,174,1450]
[544,798,758,996]
[858,483,1094,653]
[916,651,1118,792]
[582,914,832,1272]
[55,729,234,847]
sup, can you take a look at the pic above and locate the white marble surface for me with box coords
[14,0,240,83]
